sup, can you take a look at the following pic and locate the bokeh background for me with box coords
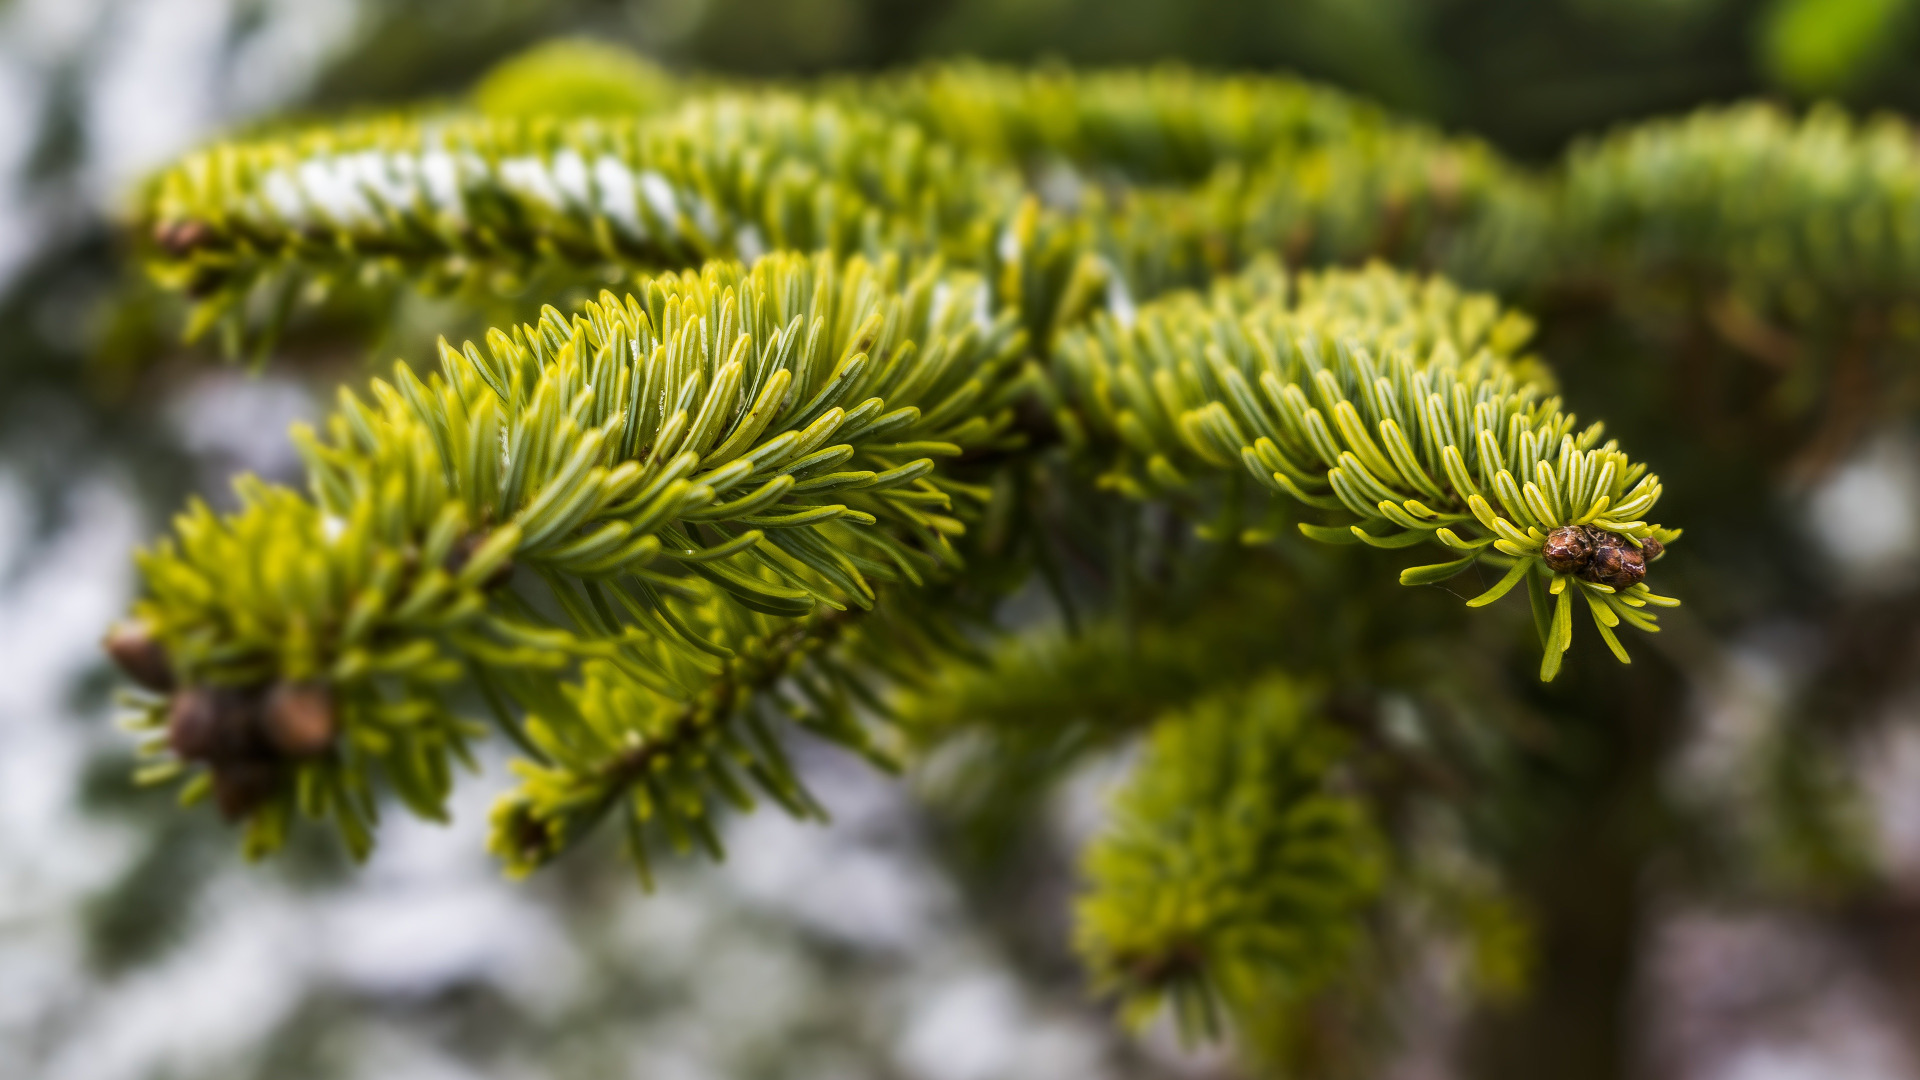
[6,1,1920,1077]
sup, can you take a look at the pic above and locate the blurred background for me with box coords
[7,0,1920,1077]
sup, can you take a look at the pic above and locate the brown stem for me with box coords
[598,605,860,788]
[1704,293,1800,371]
[1787,305,1882,488]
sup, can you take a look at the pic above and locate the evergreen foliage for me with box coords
[141,96,1011,346]
[470,39,680,119]
[1075,677,1384,1040]
[1046,261,1678,681]
[125,251,1027,860]
[129,50,1920,1059]
[137,61,1920,343]
[841,61,1401,181]
[1562,101,1920,314]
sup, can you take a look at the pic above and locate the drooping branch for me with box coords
[1076,677,1384,1040]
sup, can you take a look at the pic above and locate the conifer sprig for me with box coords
[1076,678,1384,1040]
[142,95,1017,343]
[488,604,860,883]
[1047,261,1680,679]
[487,584,985,882]
[122,252,1027,857]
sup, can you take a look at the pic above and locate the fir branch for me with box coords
[485,574,992,881]
[1076,677,1385,1040]
[488,604,861,884]
[861,66,1920,326]
[120,252,1027,855]
[106,60,1732,923]
[140,95,1018,345]
[1047,259,1681,679]
[137,64,1920,366]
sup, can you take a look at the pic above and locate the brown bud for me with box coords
[1541,526,1594,575]
[104,620,174,692]
[263,682,337,758]
[167,690,220,760]
[1641,536,1665,561]
[211,759,282,821]
[167,686,265,762]
[1584,534,1647,590]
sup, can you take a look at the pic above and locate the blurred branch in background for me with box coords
[1759,0,1918,98]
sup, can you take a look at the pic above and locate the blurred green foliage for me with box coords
[313,0,1920,156]
[1760,0,1915,96]
[471,39,680,117]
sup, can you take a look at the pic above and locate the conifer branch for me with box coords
[120,252,1027,857]
[488,604,860,884]
[860,65,1920,329]
[1046,260,1680,679]
[846,62,1551,307]
[97,59,1760,1055]
[103,62,1763,1001]
[137,63,1920,368]
[487,579,989,881]
[140,95,1016,344]
[1076,678,1384,1040]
